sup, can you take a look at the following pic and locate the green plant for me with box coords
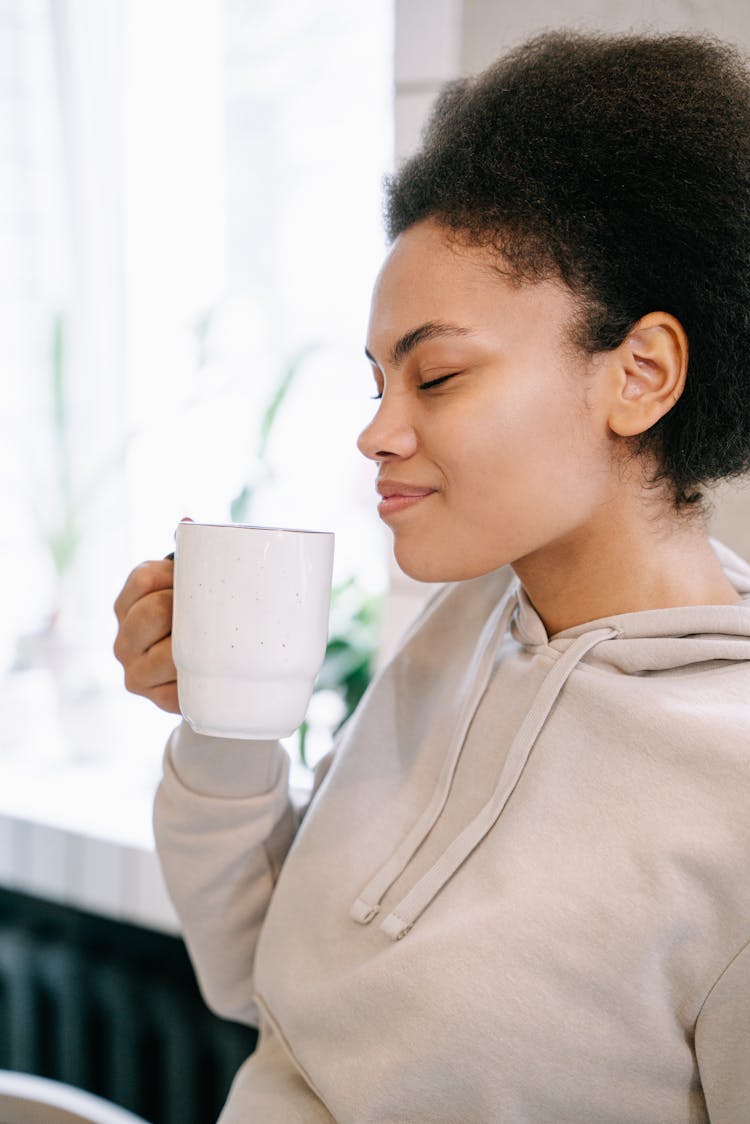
[31,312,131,599]
[47,312,81,581]
[229,343,320,523]
[298,576,383,767]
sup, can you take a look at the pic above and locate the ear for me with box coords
[605,312,688,438]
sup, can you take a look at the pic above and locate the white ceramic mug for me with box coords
[172,521,335,739]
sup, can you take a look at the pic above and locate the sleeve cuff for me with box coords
[167,719,286,798]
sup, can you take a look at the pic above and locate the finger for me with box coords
[148,682,181,715]
[122,634,177,698]
[114,559,174,624]
[114,588,173,665]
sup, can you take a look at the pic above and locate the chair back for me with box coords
[0,1071,148,1124]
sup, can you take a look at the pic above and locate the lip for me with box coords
[376,481,438,498]
[378,493,435,518]
[376,482,438,519]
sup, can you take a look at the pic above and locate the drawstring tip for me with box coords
[350,898,380,924]
[380,912,413,941]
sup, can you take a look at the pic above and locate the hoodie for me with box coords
[154,538,750,1123]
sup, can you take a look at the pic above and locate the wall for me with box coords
[462,0,750,71]
[380,0,750,661]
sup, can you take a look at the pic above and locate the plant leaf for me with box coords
[257,342,321,462]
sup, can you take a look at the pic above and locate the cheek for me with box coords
[444,380,597,505]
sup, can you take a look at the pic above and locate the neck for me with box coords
[511,503,740,637]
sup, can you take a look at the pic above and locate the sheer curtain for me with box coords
[1,0,393,767]
[121,0,393,585]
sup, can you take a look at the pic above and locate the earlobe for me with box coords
[607,313,688,437]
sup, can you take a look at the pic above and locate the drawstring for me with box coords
[350,589,519,926]
[378,625,621,940]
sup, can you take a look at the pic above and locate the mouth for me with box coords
[377,491,437,518]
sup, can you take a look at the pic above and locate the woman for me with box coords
[114,31,750,1123]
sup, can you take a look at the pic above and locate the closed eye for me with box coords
[369,371,459,400]
[419,372,458,391]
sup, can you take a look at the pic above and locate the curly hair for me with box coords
[385,31,750,509]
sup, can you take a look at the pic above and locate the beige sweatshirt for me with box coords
[154,539,750,1123]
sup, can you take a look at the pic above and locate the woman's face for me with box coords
[358,219,618,583]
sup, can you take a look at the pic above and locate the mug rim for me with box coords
[176,520,334,537]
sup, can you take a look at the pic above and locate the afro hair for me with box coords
[385,31,750,509]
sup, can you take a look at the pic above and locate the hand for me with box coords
[113,558,179,714]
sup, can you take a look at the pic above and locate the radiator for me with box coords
[0,889,258,1124]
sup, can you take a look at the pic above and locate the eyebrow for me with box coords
[364,320,474,369]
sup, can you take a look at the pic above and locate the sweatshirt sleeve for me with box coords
[152,720,300,1027]
[694,936,750,1123]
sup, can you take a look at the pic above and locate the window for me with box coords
[1,0,393,770]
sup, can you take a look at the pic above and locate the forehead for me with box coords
[367,219,579,350]
[370,220,496,314]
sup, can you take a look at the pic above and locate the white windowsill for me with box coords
[0,674,315,935]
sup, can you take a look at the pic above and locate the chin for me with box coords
[392,540,500,584]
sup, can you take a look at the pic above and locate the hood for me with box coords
[351,537,750,941]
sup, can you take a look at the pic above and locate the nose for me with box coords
[357,389,419,463]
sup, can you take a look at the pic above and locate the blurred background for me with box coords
[0,0,393,777]
[0,1,749,1122]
